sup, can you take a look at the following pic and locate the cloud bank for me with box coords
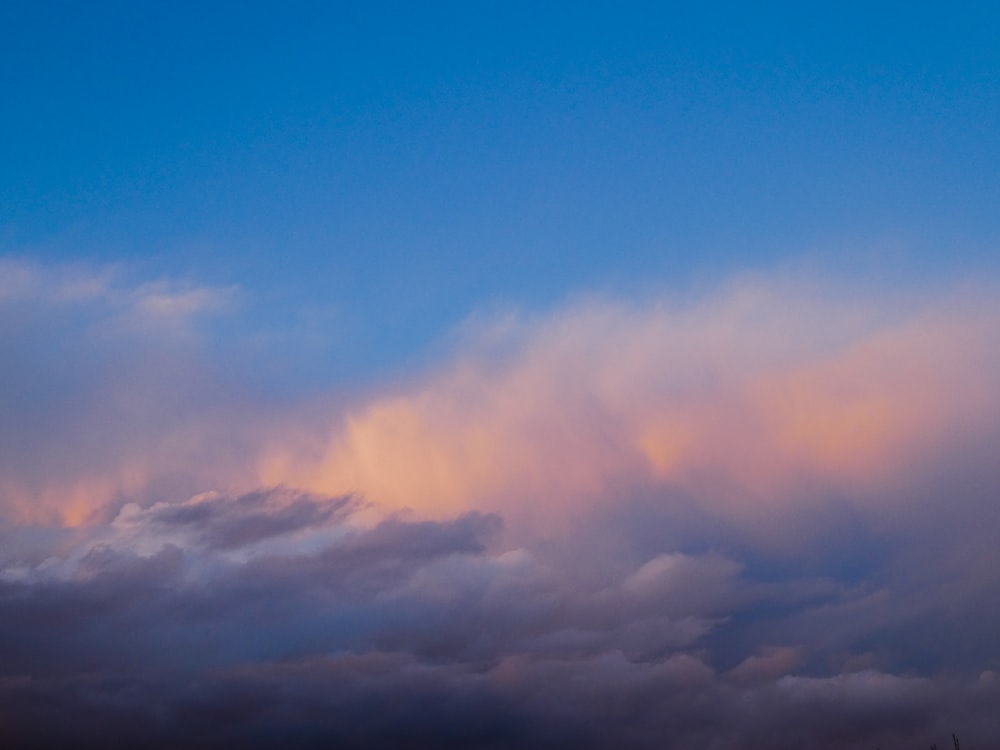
[1,261,999,748]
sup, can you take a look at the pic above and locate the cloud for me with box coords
[0,479,993,748]
[0,260,256,525]
[0,256,236,323]
[0,257,114,303]
[265,274,1000,555]
[120,488,357,551]
[2,261,1000,746]
[128,281,237,325]
[0,489,992,748]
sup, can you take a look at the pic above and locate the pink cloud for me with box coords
[5,266,999,547]
[263,277,1000,543]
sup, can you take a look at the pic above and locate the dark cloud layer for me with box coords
[1,488,997,749]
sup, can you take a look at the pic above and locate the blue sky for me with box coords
[3,4,1000,749]
[4,1,999,379]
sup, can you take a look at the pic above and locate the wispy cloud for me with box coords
[0,259,251,524]
[0,257,237,324]
[0,257,115,303]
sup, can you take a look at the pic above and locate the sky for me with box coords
[1,2,1000,748]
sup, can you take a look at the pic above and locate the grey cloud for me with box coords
[0,492,997,749]
[2,457,997,750]
[1,654,994,750]
[142,488,358,549]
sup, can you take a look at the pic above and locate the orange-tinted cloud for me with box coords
[5,267,999,536]
[262,277,1000,532]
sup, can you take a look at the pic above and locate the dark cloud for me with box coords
[145,488,357,549]
[1,490,997,749]
[0,653,995,750]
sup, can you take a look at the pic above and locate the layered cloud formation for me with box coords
[2,260,999,748]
